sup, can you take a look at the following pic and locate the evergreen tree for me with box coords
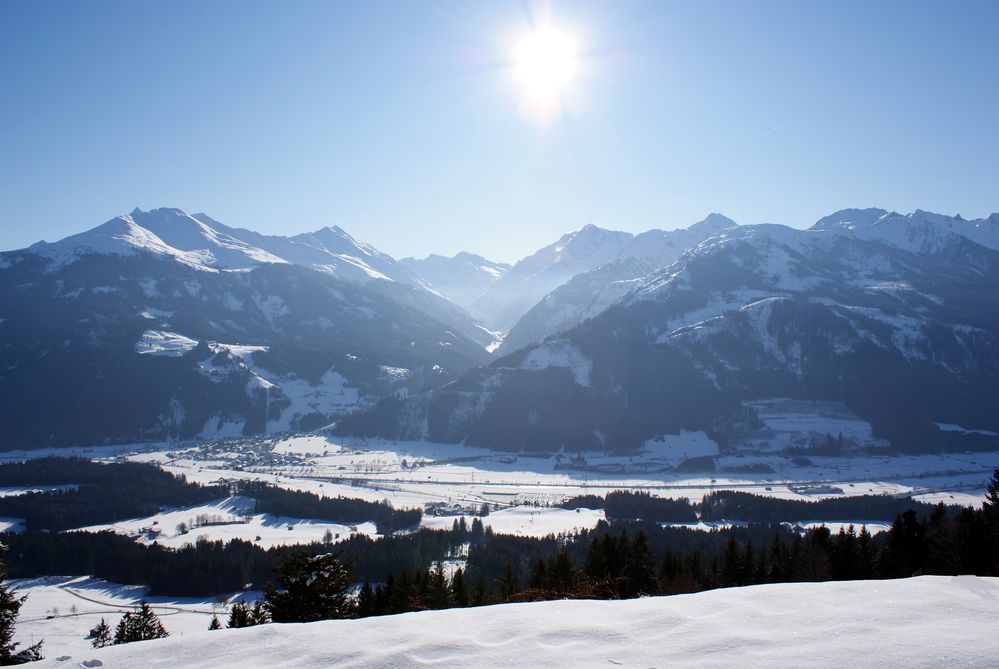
[208,616,222,631]
[426,562,451,609]
[113,602,168,644]
[450,568,469,607]
[983,467,999,572]
[264,551,354,623]
[390,571,414,613]
[90,618,112,649]
[719,536,741,587]
[0,544,42,664]
[547,547,576,595]
[250,601,269,626]
[984,467,999,514]
[472,576,489,606]
[528,558,547,592]
[470,517,484,541]
[583,536,608,583]
[497,565,520,600]
[624,531,657,597]
[356,581,375,618]
[227,602,254,629]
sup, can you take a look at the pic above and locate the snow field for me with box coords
[28,576,999,669]
[76,497,379,550]
[12,576,250,661]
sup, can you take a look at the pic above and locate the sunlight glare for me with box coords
[513,24,578,125]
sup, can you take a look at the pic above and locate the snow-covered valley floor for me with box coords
[28,576,999,669]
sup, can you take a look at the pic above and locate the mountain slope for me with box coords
[0,224,492,448]
[337,222,999,454]
[400,252,510,308]
[29,576,999,669]
[500,214,738,353]
[467,224,634,332]
[31,208,497,350]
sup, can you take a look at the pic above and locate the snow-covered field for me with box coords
[421,505,605,538]
[76,496,378,549]
[0,432,995,556]
[12,576,246,661]
[28,576,999,669]
[130,434,999,518]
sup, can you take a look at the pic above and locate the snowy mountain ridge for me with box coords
[499,214,739,353]
[30,208,423,287]
[400,252,511,308]
[338,216,999,455]
[467,223,634,331]
[810,207,999,254]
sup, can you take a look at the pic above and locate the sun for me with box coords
[515,26,576,93]
[512,24,578,125]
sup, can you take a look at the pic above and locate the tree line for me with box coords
[234,481,421,534]
[555,489,945,524]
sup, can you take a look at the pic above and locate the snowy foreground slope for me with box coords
[32,576,999,669]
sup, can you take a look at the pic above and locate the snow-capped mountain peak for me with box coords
[29,209,281,272]
[810,208,999,253]
[468,224,633,331]
[399,252,511,308]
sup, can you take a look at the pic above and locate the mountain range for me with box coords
[336,210,999,456]
[2,206,997,453]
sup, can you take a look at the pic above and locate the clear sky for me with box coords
[1,1,997,263]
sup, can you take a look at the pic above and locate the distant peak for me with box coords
[810,207,888,231]
[146,207,189,217]
[691,213,738,230]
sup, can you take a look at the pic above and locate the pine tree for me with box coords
[113,602,168,644]
[985,467,999,514]
[450,568,469,607]
[719,535,741,587]
[250,601,269,626]
[548,547,576,595]
[356,581,375,618]
[264,551,354,623]
[426,562,451,610]
[472,576,489,606]
[528,558,548,592]
[90,618,112,649]
[390,571,414,613]
[227,602,254,629]
[623,532,656,597]
[0,544,42,663]
[208,616,222,631]
[497,565,520,600]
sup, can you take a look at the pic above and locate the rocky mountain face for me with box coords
[0,210,492,448]
[336,218,999,456]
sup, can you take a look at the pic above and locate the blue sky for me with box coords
[1,1,997,262]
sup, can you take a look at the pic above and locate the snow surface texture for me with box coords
[29,576,999,669]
